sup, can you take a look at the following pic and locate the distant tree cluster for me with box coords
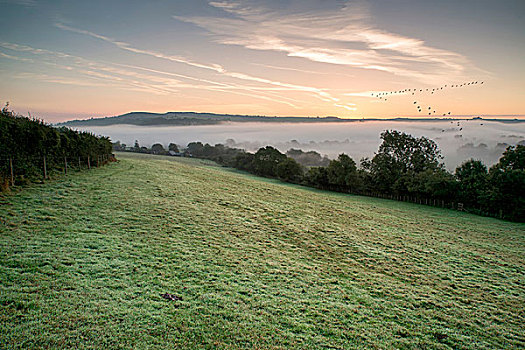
[286,149,330,167]
[113,140,183,156]
[0,104,113,188]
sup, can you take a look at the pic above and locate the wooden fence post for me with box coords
[43,155,47,180]
[78,156,81,169]
[87,156,91,169]
[97,155,99,167]
[64,157,67,175]
[9,157,14,186]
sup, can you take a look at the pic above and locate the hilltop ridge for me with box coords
[59,112,343,126]
[58,111,525,127]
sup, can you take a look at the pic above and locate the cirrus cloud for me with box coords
[176,1,478,85]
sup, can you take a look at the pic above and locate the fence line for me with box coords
[0,153,115,189]
[353,189,504,219]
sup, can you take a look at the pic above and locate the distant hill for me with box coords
[58,111,525,127]
[58,112,348,126]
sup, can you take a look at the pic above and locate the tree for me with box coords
[168,143,179,153]
[455,159,488,207]
[404,168,457,200]
[366,130,443,193]
[201,143,215,157]
[305,167,329,189]
[276,158,304,183]
[487,146,525,221]
[378,130,442,173]
[493,145,525,171]
[151,143,166,154]
[112,141,124,151]
[186,142,204,157]
[326,154,361,192]
[286,149,330,167]
[234,152,255,171]
[252,146,287,177]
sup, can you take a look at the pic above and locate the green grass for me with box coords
[1,152,524,349]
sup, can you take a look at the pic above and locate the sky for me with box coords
[1,0,524,122]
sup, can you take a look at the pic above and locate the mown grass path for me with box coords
[1,153,524,349]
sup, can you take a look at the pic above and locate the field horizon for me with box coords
[1,153,523,349]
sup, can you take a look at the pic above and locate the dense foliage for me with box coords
[0,105,112,189]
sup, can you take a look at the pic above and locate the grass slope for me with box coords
[1,153,524,349]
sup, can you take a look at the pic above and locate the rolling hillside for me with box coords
[1,153,523,349]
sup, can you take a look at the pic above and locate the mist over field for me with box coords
[78,120,525,170]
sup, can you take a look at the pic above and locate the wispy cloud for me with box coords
[54,22,357,111]
[0,42,72,58]
[12,72,117,88]
[1,42,188,95]
[176,1,477,85]
[0,41,307,106]
[0,50,34,62]
[1,0,37,7]
[344,91,382,98]
[334,103,357,111]
[251,63,355,78]
[114,63,305,107]
[54,23,225,73]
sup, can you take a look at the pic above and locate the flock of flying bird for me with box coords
[371,81,485,134]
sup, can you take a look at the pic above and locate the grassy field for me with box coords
[1,152,524,349]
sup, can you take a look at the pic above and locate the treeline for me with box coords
[0,105,113,190]
[156,131,522,222]
[113,140,184,155]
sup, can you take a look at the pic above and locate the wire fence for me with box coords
[356,190,503,219]
[0,153,116,189]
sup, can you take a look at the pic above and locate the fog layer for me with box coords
[77,120,525,170]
